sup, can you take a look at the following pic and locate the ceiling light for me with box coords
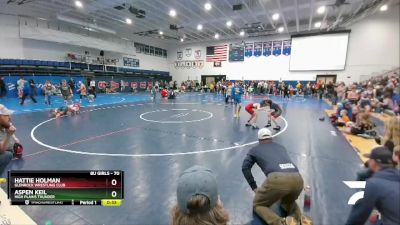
[214,33,219,39]
[74,0,83,8]
[197,24,203,30]
[239,30,245,36]
[277,26,284,32]
[205,3,212,11]
[38,17,47,21]
[226,20,232,27]
[126,18,132,24]
[180,38,184,42]
[159,31,163,35]
[169,9,177,17]
[314,21,321,28]
[380,4,388,11]
[317,6,326,14]
[272,13,279,21]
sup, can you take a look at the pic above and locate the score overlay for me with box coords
[7,170,124,206]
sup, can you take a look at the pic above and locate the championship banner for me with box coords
[98,81,107,90]
[140,82,147,89]
[229,43,244,62]
[253,42,263,57]
[262,41,272,57]
[244,43,253,57]
[130,82,138,89]
[272,40,282,56]
[282,39,292,56]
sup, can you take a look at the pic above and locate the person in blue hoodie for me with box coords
[232,82,244,118]
[346,146,400,225]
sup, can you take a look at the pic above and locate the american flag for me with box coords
[206,45,227,62]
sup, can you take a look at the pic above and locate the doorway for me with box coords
[316,75,337,84]
[201,75,226,86]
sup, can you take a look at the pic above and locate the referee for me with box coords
[242,128,304,225]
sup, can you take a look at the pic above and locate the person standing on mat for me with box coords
[242,128,304,225]
[265,100,282,130]
[20,79,37,105]
[245,100,269,129]
[0,76,6,98]
[78,81,87,103]
[232,82,244,118]
[60,80,73,105]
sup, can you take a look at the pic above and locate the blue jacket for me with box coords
[346,168,400,225]
[232,85,244,99]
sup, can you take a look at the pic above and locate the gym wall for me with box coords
[168,4,399,84]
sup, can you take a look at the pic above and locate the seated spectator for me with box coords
[382,114,400,147]
[334,109,351,127]
[378,91,395,112]
[347,85,360,104]
[0,105,21,176]
[345,109,375,136]
[346,146,399,225]
[171,165,229,225]
[358,92,371,109]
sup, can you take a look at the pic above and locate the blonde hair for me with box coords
[171,195,229,225]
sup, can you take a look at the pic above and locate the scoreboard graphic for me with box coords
[8,170,124,206]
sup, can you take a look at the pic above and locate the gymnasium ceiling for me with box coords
[0,0,396,43]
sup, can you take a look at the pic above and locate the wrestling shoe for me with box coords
[264,123,271,128]
[273,126,281,131]
[245,123,252,127]
[252,124,259,129]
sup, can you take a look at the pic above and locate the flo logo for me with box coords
[343,181,366,205]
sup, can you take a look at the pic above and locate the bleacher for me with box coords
[0,58,170,78]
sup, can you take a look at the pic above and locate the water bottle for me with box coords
[303,185,311,210]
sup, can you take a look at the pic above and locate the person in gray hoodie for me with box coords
[346,146,400,225]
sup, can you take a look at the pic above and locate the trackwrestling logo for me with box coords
[343,181,366,205]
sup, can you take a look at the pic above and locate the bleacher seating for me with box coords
[0,58,170,77]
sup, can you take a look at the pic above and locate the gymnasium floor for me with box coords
[2,93,365,225]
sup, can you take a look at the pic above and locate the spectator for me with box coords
[20,79,37,105]
[78,81,87,103]
[89,79,96,98]
[336,82,346,102]
[382,114,400,147]
[0,76,6,98]
[68,78,75,93]
[346,146,399,225]
[43,80,55,105]
[242,128,304,225]
[60,80,73,105]
[0,105,18,176]
[171,165,229,225]
[16,76,25,98]
[347,85,360,104]
[378,90,395,112]
[29,79,37,96]
[346,107,374,136]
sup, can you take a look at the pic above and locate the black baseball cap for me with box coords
[363,146,394,165]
